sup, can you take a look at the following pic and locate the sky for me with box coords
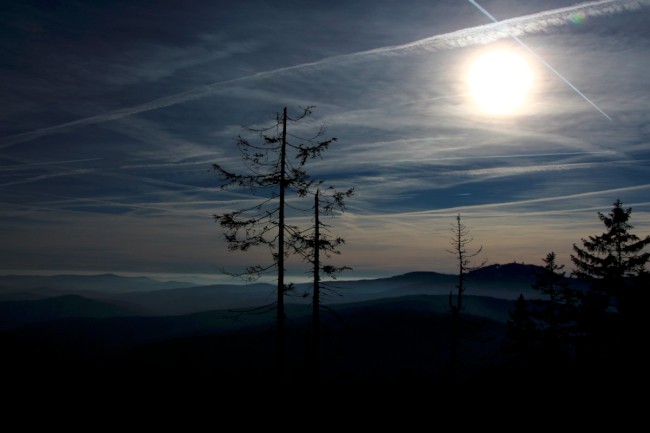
[1,0,649,284]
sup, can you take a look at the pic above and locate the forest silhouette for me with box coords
[212,107,650,388]
[1,108,648,403]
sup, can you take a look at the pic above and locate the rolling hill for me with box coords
[0,263,566,315]
[0,294,510,387]
[0,263,608,398]
[0,273,196,301]
[0,294,134,329]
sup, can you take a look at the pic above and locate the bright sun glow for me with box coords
[467,49,534,115]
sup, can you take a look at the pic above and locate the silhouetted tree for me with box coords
[571,199,650,313]
[625,269,650,371]
[213,106,336,375]
[531,252,579,362]
[571,199,650,367]
[503,294,538,363]
[293,186,353,376]
[446,213,486,378]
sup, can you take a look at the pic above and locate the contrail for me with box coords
[0,157,102,171]
[0,169,95,188]
[468,0,613,121]
[1,0,645,150]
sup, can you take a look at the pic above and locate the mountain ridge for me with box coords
[0,262,566,315]
[0,273,198,300]
[0,294,134,329]
[0,293,510,388]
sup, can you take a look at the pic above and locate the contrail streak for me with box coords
[0,157,102,171]
[1,0,645,150]
[468,0,613,121]
[0,169,95,188]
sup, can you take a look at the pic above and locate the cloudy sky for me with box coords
[1,0,649,283]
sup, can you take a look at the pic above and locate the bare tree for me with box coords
[213,106,336,376]
[446,213,486,378]
[293,186,353,377]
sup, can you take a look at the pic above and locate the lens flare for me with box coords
[570,11,586,25]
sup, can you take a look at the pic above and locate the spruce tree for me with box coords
[293,186,353,377]
[531,252,579,361]
[213,106,336,375]
[503,294,538,363]
[571,199,650,312]
[571,199,650,367]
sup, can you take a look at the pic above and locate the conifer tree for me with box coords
[446,214,485,378]
[503,294,538,363]
[571,200,650,366]
[571,199,650,313]
[293,186,353,376]
[213,106,336,375]
[531,252,580,360]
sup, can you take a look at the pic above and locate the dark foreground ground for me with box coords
[2,294,642,414]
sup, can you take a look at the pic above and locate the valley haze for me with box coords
[0,263,556,317]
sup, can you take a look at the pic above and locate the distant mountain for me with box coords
[0,263,575,316]
[94,266,529,316]
[0,294,134,330]
[291,262,550,303]
[0,265,621,398]
[469,262,540,282]
[111,282,277,315]
[295,271,458,298]
[0,273,197,300]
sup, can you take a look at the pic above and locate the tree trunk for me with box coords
[450,306,459,379]
[277,107,287,376]
[312,190,321,377]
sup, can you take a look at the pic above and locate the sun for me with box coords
[466,49,534,115]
